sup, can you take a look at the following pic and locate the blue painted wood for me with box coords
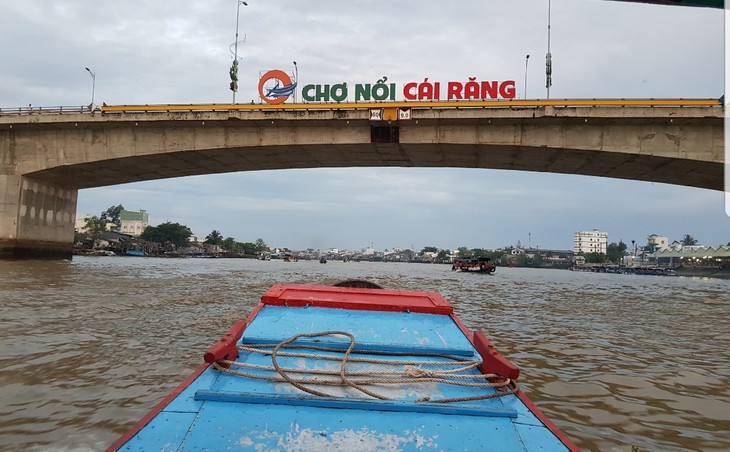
[182,402,529,451]
[194,389,519,418]
[242,305,477,357]
[119,411,197,450]
[115,299,571,451]
[240,336,472,357]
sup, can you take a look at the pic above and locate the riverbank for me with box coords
[673,265,730,279]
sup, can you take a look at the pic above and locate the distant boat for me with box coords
[108,283,578,451]
[452,257,496,274]
[320,257,327,264]
[125,248,147,257]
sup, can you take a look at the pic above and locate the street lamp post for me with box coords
[524,54,530,99]
[293,60,298,103]
[231,0,248,103]
[85,67,96,108]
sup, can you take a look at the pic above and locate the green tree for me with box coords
[205,230,224,245]
[455,247,473,258]
[471,249,505,260]
[512,253,528,267]
[255,238,267,252]
[681,234,698,246]
[222,237,238,252]
[471,248,487,257]
[584,252,606,264]
[606,241,628,264]
[531,253,545,267]
[421,246,438,254]
[436,250,450,261]
[100,204,124,230]
[140,222,192,248]
[83,215,108,242]
[241,242,257,255]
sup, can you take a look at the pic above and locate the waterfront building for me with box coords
[573,229,608,254]
[647,234,669,251]
[119,209,149,237]
[75,213,92,233]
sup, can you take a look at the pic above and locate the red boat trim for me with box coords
[109,285,578,451]
[452,313,579,451]
[204,320,248,364]
[105,362,209,452]
[472,330,520,380]
[107,303,263,452]
[261,284,453,315]
[516,389,581,451]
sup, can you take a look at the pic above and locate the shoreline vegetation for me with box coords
[76,206,729,279]
[73,246,730,280]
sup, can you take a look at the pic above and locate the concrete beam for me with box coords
[0,104,722,258]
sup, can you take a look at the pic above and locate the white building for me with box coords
[75,213,92,233]
[573,229,608,254]
[119,209,149,237]
[647,234,669,251]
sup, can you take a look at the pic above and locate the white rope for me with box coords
[213,331,518,402]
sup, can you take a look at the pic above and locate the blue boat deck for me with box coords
[115,285,573,451]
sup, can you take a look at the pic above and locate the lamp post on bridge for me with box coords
[231,0,248,103]
[85,67,96,108]
[524,54,529,99]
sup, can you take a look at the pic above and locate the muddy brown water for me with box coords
[1,257,728,451]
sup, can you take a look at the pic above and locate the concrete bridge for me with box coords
[0,99,723,258]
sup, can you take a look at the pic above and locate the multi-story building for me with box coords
[647,234,669,251]
[573,229,608,254]
[119,209,149,237]
[75,213,92,233]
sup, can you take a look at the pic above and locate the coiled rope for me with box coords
[213,331,518,403]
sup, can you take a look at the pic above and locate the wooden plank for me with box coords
[261,284,453,315]
[241,305,477,357]
[194,390,518,418]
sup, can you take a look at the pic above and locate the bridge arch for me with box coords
[0,100,724,258]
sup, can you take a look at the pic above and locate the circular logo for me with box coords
[258,69,296,105]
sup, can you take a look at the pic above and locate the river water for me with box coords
[0,257,728,451]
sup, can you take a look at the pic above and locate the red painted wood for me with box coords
[467,327,580,451]
[105,362,209,452]
[108,304,263,451]
[261,283,453,315]
[204,320,247,364]
[472,330,520,380]
[515,390,582,451]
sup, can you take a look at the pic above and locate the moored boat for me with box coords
[109,283,577,451]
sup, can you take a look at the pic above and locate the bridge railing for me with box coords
[0,99,722,116]
[0,105,95,116]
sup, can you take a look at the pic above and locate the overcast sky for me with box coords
[1,1,727,251]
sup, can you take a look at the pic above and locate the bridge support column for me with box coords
[0,175,77,259]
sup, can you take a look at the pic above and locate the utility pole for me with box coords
[546,0,552,99]
[231,1,248,103]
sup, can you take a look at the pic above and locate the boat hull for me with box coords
[109,284,577,451]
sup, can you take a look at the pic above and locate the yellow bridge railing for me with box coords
[98,98,722,113]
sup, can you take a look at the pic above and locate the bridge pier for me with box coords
[0,175,77,259]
